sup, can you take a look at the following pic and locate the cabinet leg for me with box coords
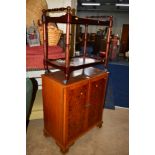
[55,141,69,154]
[97,121,103,128]
[60,148,69,154]
[43,128,50,137]
[56,141,74,154]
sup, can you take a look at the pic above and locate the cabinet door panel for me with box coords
[88,77,107,127]
[66,82,89,141]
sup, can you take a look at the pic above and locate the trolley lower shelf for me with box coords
[45,56,105,82]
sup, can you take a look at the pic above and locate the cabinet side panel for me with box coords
[42,75,64,144]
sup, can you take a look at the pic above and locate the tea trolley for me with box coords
[41,6,113,153]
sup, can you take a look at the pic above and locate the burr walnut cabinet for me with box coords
[42,67,109,152]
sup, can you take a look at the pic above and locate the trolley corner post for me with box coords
[65,6,72,81]
[42,9,49,72]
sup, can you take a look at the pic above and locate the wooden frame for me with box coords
[42,6,113,83]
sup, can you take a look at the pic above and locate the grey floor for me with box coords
[27,108,129,155]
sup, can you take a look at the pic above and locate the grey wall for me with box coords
[77,11,129,38]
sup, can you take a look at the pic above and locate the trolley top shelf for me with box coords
[42,6,112,26]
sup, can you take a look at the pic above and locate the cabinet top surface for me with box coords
[43,67,108,85]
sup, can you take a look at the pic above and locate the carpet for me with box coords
[95,60,129,108]
[27,108,129,155]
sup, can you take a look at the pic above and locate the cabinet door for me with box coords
[65,81,89,141]
[87,75,108,128]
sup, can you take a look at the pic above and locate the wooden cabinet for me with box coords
[41,7,112,153]
[42,67,109,152]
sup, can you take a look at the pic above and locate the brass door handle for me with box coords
[95,84,98,88]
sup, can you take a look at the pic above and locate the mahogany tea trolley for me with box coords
[41,6,113,153]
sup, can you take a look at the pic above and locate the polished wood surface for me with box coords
[42,67,109,152]
[43,7,111,25]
